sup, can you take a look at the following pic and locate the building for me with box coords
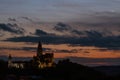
[8,42,54,69]
[32,42,54,68]
[8,54,24,68]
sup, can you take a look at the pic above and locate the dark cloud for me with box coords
[71,30,84,36]
[53,22,72,32]
[71,29,110,38]
[34,29,48,36]
[85,30,103,38]
[53,22,115,37]
[0,23,25,34]
[8,18,16,22]
[21,17,33,22]
[0,46,79,54]
[21,17,42,24]
[4,36,69,44]
[55,49,78,53]
[0,47,36,51]
[71,30,104,37]
[0,47,52,52]
[4,29,120,50]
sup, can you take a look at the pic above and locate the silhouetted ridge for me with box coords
[43,59,105,80]
[94,66,120,76]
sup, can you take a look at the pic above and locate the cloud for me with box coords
[52,22,116,37]
[0,47,52,52]
[85,30,103,38]
[0,47,36,52]
[21,17,33,22]
[71,30,84,36]
[20,17,42,24]
[8,18,16,22]
[2,22,119,50]
[0,23,25,34]
[54,49,78,53]
[34,29,48,36]
[4,32,120,50]
[4,36,67,44]
[71,30,104,37]
[53,22,72,32]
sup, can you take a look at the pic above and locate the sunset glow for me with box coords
[0,0,120,66]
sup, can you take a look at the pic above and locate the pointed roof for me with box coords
[37,41,43,56]
[8,54,12,59]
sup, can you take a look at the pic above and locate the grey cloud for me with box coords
[0,47,36,51]
[55,49,78,53]
[85,30,103,38]
[21,17,33,22]
[71,29,111,37]
[53,22,72,32]
[71,30,84,36]
[0,47,52,52]
[34,29,48,36]
[2,22,120,50]
[4,33,120,50]
[0,23,25,34]
[8,18,16,22]
[53,22,116,37]
[20,17,43,24]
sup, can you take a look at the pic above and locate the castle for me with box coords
[32,42,54,68]
[8,42,54,69]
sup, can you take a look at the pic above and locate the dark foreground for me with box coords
[0,59,120,80]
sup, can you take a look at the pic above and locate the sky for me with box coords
[0,0,120,22]
[0,0,120,66]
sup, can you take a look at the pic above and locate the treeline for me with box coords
[0,59,120,80]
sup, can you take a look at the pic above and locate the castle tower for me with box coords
[8,54,12,68]
[37,41,43,57]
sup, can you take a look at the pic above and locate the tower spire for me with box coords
[37,41,43,57]
[8,54,12,60]
[8,54,12,68]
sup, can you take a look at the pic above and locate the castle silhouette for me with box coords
[8,42,54,69]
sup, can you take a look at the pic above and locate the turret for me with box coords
[8,54,12,68]
[37,41,43,57]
